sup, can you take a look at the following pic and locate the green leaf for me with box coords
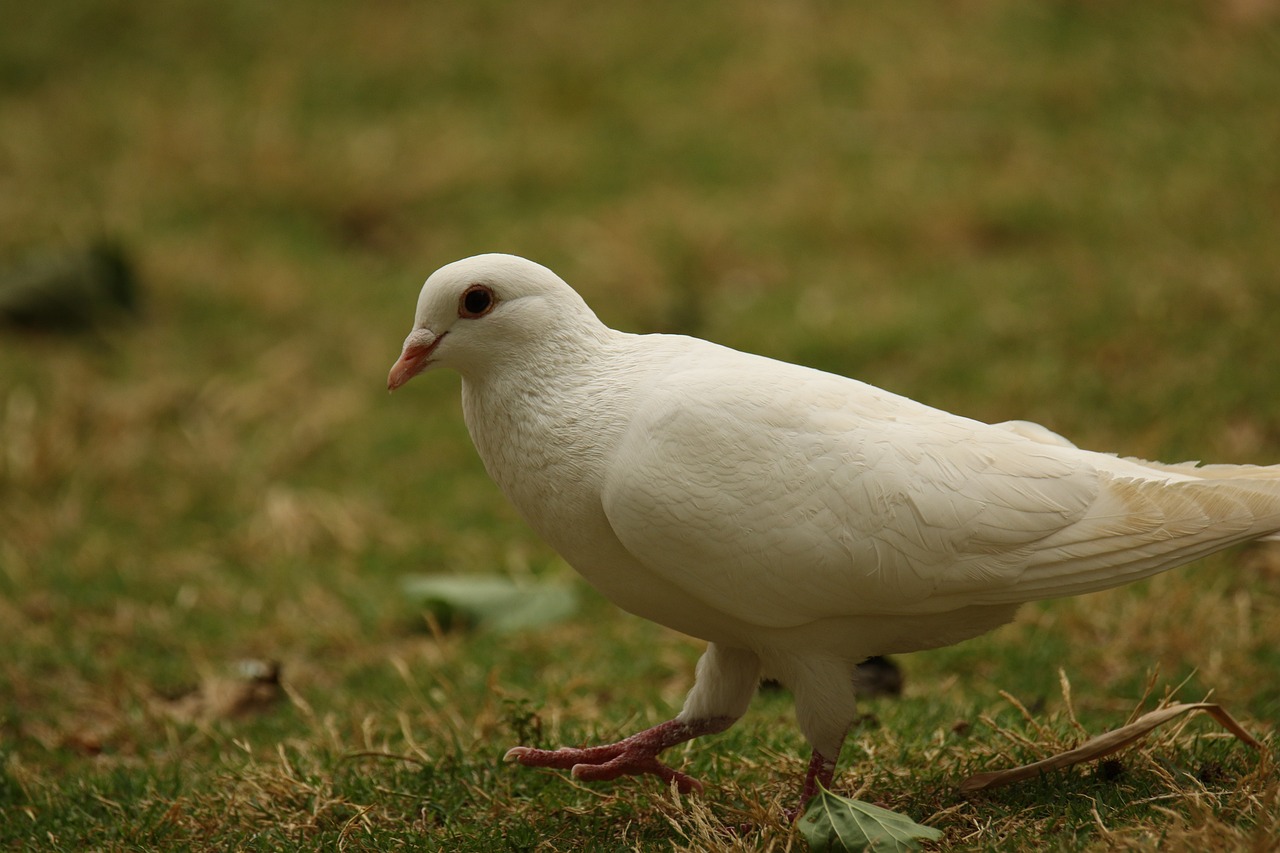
[797,786,942,852]
[401,574,579,634]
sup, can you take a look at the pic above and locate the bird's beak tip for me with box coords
[387,334,443,392]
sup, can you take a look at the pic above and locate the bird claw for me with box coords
[572,754,704,793]
[504,741,704,793]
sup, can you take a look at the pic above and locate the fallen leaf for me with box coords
[851,655,905,698]
[798,786,943,852]
[158,660,282,724]
[0,241,138,331]
[61,724,111,756]
[401,574,578,634]
[958,702,1261,793]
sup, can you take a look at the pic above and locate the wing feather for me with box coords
[601,348,1280,629]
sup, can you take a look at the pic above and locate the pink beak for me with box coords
[387,331,445,391]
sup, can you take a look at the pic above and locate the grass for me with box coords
[2,0,1279,849]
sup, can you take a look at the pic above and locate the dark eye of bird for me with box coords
[461,285,494,318]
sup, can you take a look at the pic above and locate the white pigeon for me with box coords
[388,253,1280,810]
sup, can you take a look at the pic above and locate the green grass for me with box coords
[3,0,1279,849]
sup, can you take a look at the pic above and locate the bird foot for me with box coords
[504,717,732,794]
[505,743,704,792]
[784,750,839,822]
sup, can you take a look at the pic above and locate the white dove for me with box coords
[388,253,1280,809]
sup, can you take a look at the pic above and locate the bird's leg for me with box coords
[505,715,734,793]
[799,750,838,803]
[506,643,761,794]
[784,658,899,818]
[783,656,859,820]
[777,750,840,823]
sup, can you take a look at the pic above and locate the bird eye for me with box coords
[459,284,496,318]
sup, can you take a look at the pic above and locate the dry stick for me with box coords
[958,703,1262,794]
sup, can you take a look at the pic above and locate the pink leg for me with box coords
[505,716,734,793]
[783,750,838,822]
[800,750,837,802]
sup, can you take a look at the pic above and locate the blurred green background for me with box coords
[2,1,1278,849]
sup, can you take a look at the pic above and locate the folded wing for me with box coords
[602,351,1280,629]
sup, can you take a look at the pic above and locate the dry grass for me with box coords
[3,0,1280,849]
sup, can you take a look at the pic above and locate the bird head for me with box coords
[387,253,601,390]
